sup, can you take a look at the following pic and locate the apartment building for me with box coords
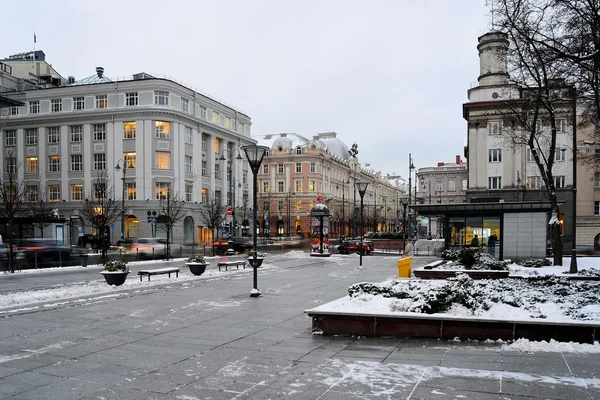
[0,51,254,245]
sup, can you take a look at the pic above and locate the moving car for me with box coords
[122,238,166,259]
[337,240,373,255]
[16,239,72,266]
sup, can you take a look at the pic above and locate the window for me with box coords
[263,181,270,193]
[296,180,302,192]
[224,116,231,129]
[95,95,107,109]
[93,124,106,141]
[124,122,136,139]
[278,182,284,192]
[238,122,245,133]
[215,191,221,203]
[309,200,315,209]
[488,176,502,190]
[263,200,270,212]
[488,121,501,135]
[155,182,170,200]
[243,170,248,184]
[555,148,567,162]
[526,176,541,189]
[595,172,600,188]
[73,97,84,110]
[94,183,106,200]
[448,180,456,191]
[47,127,60,144]
[295,163,302,173]
[296,147,302,155]
[71,184,83,201]
[155,152,170,169]
[488,149,502,162]
[94,153,106,170]
[70,125,83,142]
[124,152,136,169]
[202,134,207,151]
[51,99,62,112]
[436,181,443,192]
[181,98,189,113]
[185,185,193,202]
[5,130,16,146]
[526,148,538,163]
[71,154,83,171]
[202,188,207,203]
[5,157,16,174]
[26,128,38,145]
[310,162,316,173]
[48,184,60,201]
[212,111,220,124]
[184,126,192,144]
[26,157,38,173]
[554,175,566,188]
[48,156,60,172]
[278,200,284,211]
[126,183,136,200]
[155,121,170,139]
[529,119,542,132]
[9,106,19,115]
[263,164,269,174]
[126,92,138,106]
[154,91,169,106]
[278,163,284,174]
[595,201,600,216]
[463,179,468,191]
[309,180,315,192]
[202,160,207,176]
[27,186,38,202]
[556,118,566,133]
[296,200,302,211]
[199,106,207,120]
[29,100,39,114]
[185,156,192,173]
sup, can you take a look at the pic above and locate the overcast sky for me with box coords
[5,0,490,179]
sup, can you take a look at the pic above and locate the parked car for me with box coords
[337,240,373,255]
[16,238,72,266]
[122,238,166,259]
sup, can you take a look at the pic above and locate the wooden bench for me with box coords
[423,260,447,270]
[217,260,247,271]
[138,267,180,281]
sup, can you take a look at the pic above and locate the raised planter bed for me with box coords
[414,269,509,279]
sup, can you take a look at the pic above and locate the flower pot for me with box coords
[186,262,208,276]
[100,271,129,286]
[247,257,264,268]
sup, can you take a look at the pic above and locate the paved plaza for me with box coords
[1,254,600,399]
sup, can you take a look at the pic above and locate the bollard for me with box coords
[59,251,62,267]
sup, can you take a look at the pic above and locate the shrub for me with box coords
[520,258,552,268]
[441,249,461,260]
[187,254,206,263]
[104,259,128,272]
[459,248,479,268]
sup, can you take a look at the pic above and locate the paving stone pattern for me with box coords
[1,254,600,399]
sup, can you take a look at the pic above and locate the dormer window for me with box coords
[296,147,302,155]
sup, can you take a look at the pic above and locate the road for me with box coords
[1,253,599,399]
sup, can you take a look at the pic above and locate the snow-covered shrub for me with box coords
[441,249,461,260]
[520,258,552,268]
[460,248,479,268]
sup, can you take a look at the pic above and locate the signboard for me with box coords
[316,195,323,202]
[147,216,157,223]
[110,223,115,229]
[226,207,233,215]
[221,226,228,234]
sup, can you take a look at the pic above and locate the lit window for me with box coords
[124,122,136,139]
[5,130,16,146]
[263,182,270,193]
[309,180,315,192]
[47,127,60,144]
[48,184,60,201]
[155,182,170,200]
[73,97,84,110]
[26,157,38,173]
[26,128,38,145]
[70,125,83,142]
[296,180,302,192]
[154,91,169,106]
[71,184,83,201]
[93,124,106,141]
[296,200,302,211]
[71,154,82,171]
[155,151,171,169]
[126,183,136,200]
[48,156,60,172]
[51,99,62,112]
[94,153,106,170]
[155,121,170,139]
[202,188,207,203]
[224,116,231,129]
[124,152,136,169]
[95,95,107,109]
[126,92,138,106]
[488,121,501,134]
[212,111,220,124]
[526,176,541,189]
[309,200,315,209]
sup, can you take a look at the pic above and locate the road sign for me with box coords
[148,216,157,223]
[316,195,323,202]
[226,207,233,215]
[110,223,115,229]
[221,226,227,234]
[152,216,157,223]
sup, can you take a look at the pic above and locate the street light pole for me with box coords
[570,85,578,274]
[242,145,269,298]
[114,159,130,241]
[356,182,369,267]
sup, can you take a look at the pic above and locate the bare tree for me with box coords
[79,172,121,264]
[28,178,55,238]
[198,193,226,255]
[0,151,27,272]
[157,189,186,260]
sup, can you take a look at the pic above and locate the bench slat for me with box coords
[138,267,180,281]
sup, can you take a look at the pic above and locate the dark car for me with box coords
[17,238,72,266]
[337,240,373,255]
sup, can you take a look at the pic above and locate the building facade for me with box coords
[0,52,255,246]
[254,132,406,239]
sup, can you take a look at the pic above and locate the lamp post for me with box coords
[115,159,133,241]
[401,198,408,251]
[220,149,243,252]
[408,154,415,237]
[242,145,269,298]
[356,181,369,267]
[569,85,578,274]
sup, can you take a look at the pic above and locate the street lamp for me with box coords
[408,154,415,237]
[115,158,133,241]
[569,85,578,274]
[356,181,369,267]
[220,149,243,253]
[336,178,350,239]
[242,145,269,297]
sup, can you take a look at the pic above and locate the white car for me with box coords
[123,238,166,258]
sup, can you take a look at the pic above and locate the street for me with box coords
[1,253,600,399]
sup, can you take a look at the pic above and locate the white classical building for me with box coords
[0,51,255,245]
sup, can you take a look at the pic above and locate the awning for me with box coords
[411,201,553,215]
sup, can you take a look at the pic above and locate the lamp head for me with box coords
[355,181,369,197]
[242,145,270,174]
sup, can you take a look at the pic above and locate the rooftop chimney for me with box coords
[456,155,461,164]
[96,67,104,77]
[437,162,445,167]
